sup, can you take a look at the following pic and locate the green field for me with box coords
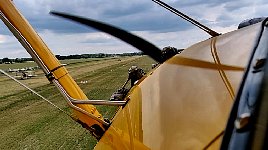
[0,56,155,150]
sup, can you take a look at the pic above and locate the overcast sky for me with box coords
[0,0,267,58]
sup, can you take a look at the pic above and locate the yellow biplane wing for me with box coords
[94,22,262,149]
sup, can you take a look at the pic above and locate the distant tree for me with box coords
[14,58,24,63]
[55,55,61,59]
[2,57,12,64]
[96,53,105,58]
[21,58,33,61]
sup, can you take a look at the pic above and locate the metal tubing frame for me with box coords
[71,99,126,106]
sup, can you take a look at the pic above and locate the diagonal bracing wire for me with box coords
[152,0,221,37]
[0,69,72,117]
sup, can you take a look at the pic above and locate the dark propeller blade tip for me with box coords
[49,11,164,63]
[49,11,62,16]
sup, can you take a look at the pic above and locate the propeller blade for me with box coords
[50,11,164,63]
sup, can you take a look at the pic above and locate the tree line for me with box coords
[0,57,33,64]
[0,52,143,64]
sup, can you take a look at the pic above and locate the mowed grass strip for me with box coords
[0,56,155,150]
[0,57,129,97]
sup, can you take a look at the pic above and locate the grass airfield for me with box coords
[0,56,155,149]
